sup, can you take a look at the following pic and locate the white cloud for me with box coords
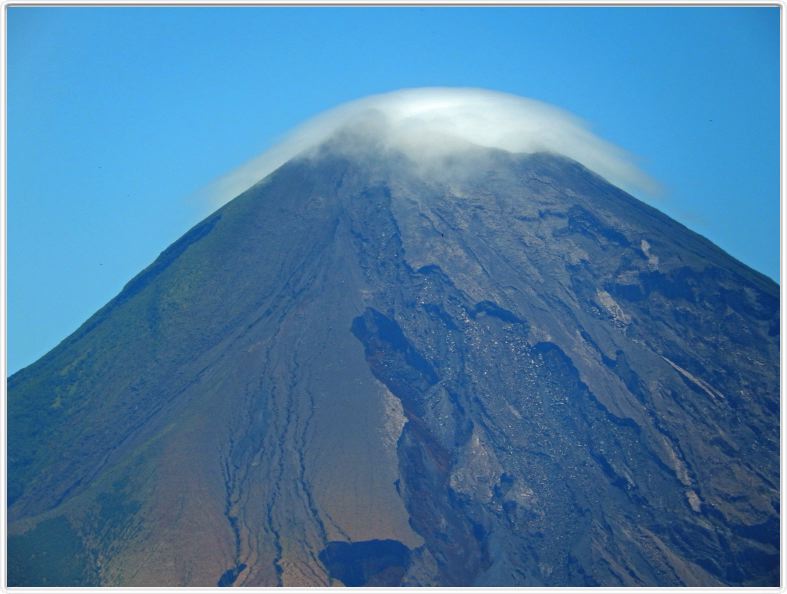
[207,87,657,205]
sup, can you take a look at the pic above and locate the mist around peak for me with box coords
[207,88,658,205]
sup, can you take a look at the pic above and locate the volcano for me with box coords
[7,91,779,587]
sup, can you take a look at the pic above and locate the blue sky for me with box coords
[7,7,780,374]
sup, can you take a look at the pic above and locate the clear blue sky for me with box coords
[7,6,780,375]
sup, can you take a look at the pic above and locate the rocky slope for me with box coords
[7,142,779,586]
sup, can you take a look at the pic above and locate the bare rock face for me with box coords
[7,142,779,586]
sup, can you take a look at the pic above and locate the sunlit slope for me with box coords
[8,146,779,586]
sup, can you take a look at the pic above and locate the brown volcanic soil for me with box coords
[8,143,779,586]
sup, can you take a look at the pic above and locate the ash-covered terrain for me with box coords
[7,105,779,586]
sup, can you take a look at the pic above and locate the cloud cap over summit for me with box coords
[209,87,657,204]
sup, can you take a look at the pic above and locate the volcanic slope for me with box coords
[8,142,779,586]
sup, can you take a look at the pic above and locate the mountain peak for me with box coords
[8,120,779,587]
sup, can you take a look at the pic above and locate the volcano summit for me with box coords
[7,89,779,587]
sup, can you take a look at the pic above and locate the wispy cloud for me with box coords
[207,87,658,205]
